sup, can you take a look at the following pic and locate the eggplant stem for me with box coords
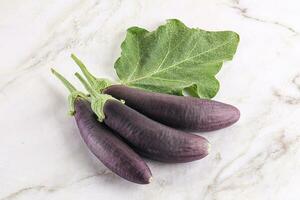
[75,72,98,97]
[51,68,76,93]
[71,54,97,86]
[51,68,88,115]
[71,53,113,92]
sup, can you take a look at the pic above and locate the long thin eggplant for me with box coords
[71,54,240,132]
[52,69,152,184]
[104,85,240,132]
[103,99,210,163]
[75,73,210,163]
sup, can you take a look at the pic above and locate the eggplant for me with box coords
[52,69,152,184]
[75,73,210,163]
[103,99,210,163]
[103,85,240,132]
[74,99,152,184]
[71,54,240,132]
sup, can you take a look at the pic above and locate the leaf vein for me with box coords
[154,30,171,72]
[126,36,235,84]
[149,76,188,83]
[126,37,141,81]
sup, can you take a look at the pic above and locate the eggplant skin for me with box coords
[103,100,210,163]
[74,99,152,184]
[104,85,240,132]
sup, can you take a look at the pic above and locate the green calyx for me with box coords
[51,68,88,115]
[90,94,116,122]
[75,72,118,122]
[71,54,113,92]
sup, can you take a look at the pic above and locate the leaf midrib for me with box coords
[124,36,235,85]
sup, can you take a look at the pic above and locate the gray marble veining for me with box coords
[0,0,299,199]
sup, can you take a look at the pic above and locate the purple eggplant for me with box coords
[75,73,210,163]
[51,69,152,184]
[71,54,240,132]
[103,99,210,162]
[104,85,240,132]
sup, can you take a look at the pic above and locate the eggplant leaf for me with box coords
[115,19,239,98]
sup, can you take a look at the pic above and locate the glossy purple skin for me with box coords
[103,100,210,163]
[74,99,152,184]
[104,85,240,132]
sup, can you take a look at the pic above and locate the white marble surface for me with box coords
[1,0,300,199]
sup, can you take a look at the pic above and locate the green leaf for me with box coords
[114,19,239,98]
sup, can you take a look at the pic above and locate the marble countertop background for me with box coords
[0,0,300,199]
